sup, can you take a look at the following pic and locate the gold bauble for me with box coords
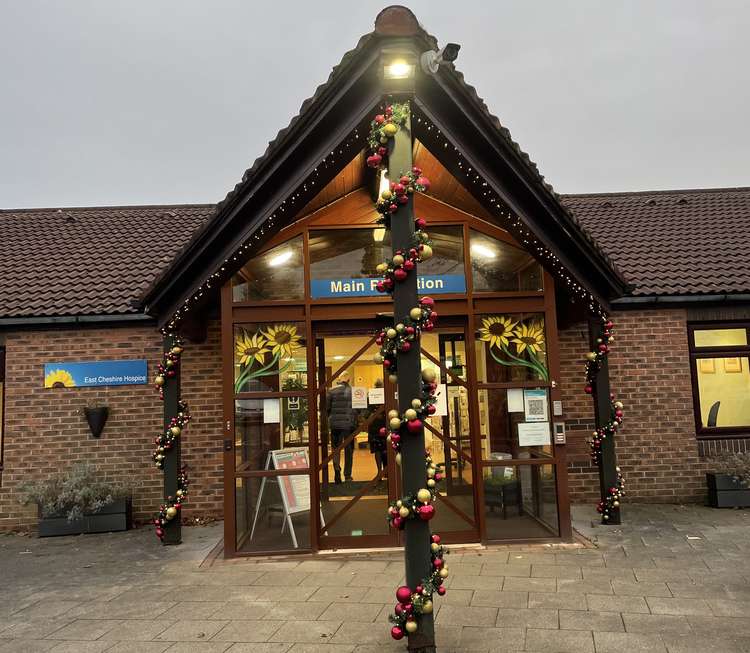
[388,409,400,420]
[170,426,181,437]
[439,567,449,578]
[165,507,178,520]
[420,245,433,260]
[154,375,165,386]
[383,123,399,137]
[176,490,183,497]
[165,359,174,368]
[396,323,405,332]
[614,401,623,409]
[389,374,398,384]
[376,262,388,274]
[396,500,402,507]
[422,368,437,383]
[404,408,418,421]
[390,417,402,431]
[411,398,422,409]
[608,336,615,343]
[395,453,402,465]
[404,620,418,634]
[392,255,405,266]
[586,352,597,361]
[386,328,397,339]
[409,307,422,321]
[416,488,432,504]
[155,454,164,461]
[422,600,433,614]
[373,353,383,364]
[399,506,410,518]
[381,189,393,201]
[427,479,436,488]
[427,466,435,478]
[171,346,183,355]
[431,542,439,552]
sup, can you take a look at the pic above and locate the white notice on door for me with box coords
[351,386,368,409]
[368,387,385,405]
[434,383,448,416]
[517,421,551,447]
[263,398,280,424]
[507,388,524,413]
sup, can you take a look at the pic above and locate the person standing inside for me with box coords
[367,379,387,477]
[326,371,356,484]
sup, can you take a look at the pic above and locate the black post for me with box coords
[162,334,182,544]
[391,108,436,653]
[588,317,621,525]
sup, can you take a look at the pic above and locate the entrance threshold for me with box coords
[317,543,484,555]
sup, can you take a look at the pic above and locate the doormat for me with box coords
[322,479,388,498]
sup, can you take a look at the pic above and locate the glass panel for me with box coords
[477,388,553,460]
[235,399,310,471]
[308,226,466,298]
[236,475,311,552]
[482,464,558,539]
[694,328,748,348]
[475,313,549,383]
[234,323,307,393]
[470,230,543,293]
[696,357,750,428]
[232,236,304,302]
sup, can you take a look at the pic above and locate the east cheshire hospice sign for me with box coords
[43,360,148,388]
[311,273,466,299]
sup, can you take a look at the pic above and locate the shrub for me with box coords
[18,464,130,522]
[707,452,750,487]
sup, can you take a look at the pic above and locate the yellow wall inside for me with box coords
[697,356,750,427]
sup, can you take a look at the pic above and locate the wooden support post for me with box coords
[588,317,621,525]
[162,334,182,544]
[391,107,436,653]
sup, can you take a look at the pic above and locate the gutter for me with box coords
[612,294,750,306]
[0,313,155,327]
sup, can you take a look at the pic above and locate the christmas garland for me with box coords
[151,339,191,539]
[389,535,449,640]
[364,101,449,642]
[154,468,189,541]
[584,317,626,519]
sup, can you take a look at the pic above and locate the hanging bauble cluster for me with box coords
[374,219,434,294]
[389,535,449,640]
[373,297,438,376]
[386,453,443,529]
[583,316,615,395]
[597,467,625,521]
[153,341,183,399]
[375,168,431,221]
[366,103,410,168]
[589,396,624,464]
[152,401,191,469]
[154,467,189,540]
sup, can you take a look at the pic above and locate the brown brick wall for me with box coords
[0,321,223,531]
[559,308,710,504]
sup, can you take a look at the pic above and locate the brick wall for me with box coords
[0,321,223,531]
[559,308,710,504]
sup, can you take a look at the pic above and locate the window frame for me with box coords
[688,322,750,438]
[0,346,4,481]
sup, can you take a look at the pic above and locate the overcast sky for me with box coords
[1,1,748,208]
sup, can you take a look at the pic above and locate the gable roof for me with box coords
[564,187,750,297]
[0,204,213,320]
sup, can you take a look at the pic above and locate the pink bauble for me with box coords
[391,433,401,443]
[388,203,398,213]
[431,534,441,544]
[419,504,436,521]
[155,528,164,538]
[412,165,422,174]
[375,114,385,124]
[407,419,423,433]
[393,183,406,196]
[394,268,408,281]
[378,146,387,156]
[400,175,410,185]
[400,341,411,352]
[396,586,412,603]
[415,218,427,229]
[395,603,403,615]
[403,602,413,613]
[366,154,382,168]
[415,586,423,594]
[437,586,446,596]
[433,557,443,568]
[398,194,408,205]
[404,259,415,271]
[391,626,404,640]
[420,296,435,307]
[376,281,385,293]
[416,176,431,190]
[423,321,434,331]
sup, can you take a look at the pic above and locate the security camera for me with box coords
[420,43,461,74]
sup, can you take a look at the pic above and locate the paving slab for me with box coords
[525,628,594,652]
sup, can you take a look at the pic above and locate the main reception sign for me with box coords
[44,360,148,388]
[311,274,466,299]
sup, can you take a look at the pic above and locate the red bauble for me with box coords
[598,344,608,352]
[366,154,382,168]
[407,419,423,433]
[412,165,422,174]
[415,218,427,229]
[374,114,385,124]
[405,326,415,335]
[376,281,385,293]
[400,341,412,352]
[392,516,403,529]
[378,146,387,156]
[395,603,403,615]
[388,203,398,213]
[427,404,436,415]
[423,321,434,331]
[431,534,441,544]
[615,409,623,418]
[394,268,408,282]
[433,557,443,568]
[391,626,404,640]
[429,311,438,321]
[415,585,423,594]
[606,320,614,329]
[393,183,406,196]
[398,194,409,205]
[379,427,387,437]
[383,277,394,289]
[409,248,418,257]
[584,385,593,394]
[434,473,443,482]
[391,433,401,443]
[400,175,410,185]
[396,586,412,603]
[416,176,431,190]
[419,504,436,521]
[155,528,164,538]
[437,586,446,596]
[385,105,393,115]
[420,296,435,307]
[404,259,415,271]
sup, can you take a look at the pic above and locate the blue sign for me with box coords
[44,360,148,388]
[311,274,466,299]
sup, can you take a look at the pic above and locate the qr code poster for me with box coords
[523,389,548,422]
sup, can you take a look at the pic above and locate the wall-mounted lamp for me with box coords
[269,250,292,267]
[373,228,386,242]
[421,43,461,74]
[471,243,496,259]
[384,58,415,80]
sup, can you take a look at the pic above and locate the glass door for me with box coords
[314,329,400,548]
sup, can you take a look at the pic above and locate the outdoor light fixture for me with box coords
[384,58,415,79]
[421,43,461,74]
[269,249,292,267]
[373,227,386,242]
[471,243,496,259]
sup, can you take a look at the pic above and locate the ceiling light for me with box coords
[384,59,414,79]
[333,355,345,361]
[471,243,496,259]
[269,250,292,267]
[373,228,386,242]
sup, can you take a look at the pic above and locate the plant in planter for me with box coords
[706,452,750,508]
[83,399,109,438]
[18,464,131,536]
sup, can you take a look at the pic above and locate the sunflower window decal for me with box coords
[478,315,549,381]
[234,323,303,393]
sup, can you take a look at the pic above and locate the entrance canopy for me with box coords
[141,6,628,332]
